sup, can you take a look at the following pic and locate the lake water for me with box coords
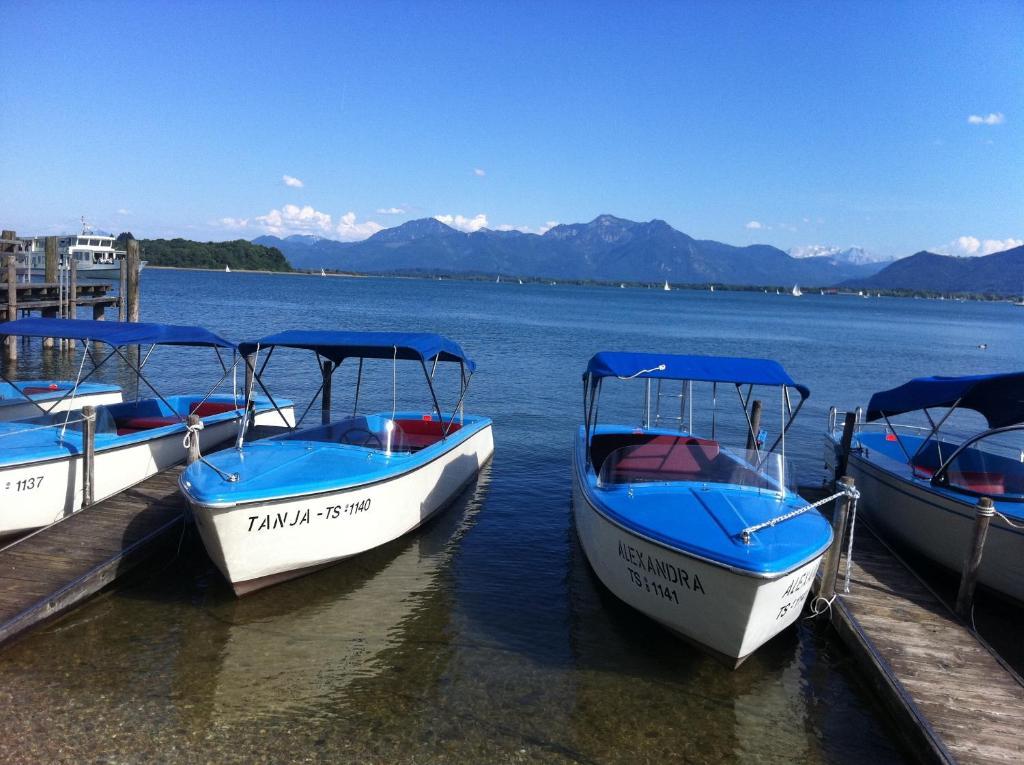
[1,271,1020,763]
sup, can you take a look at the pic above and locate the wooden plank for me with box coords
[0,465,190,649]
[819,518,1024,765]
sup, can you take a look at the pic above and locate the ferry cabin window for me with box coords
[89,239,100,246]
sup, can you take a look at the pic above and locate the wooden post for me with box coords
[835,411,857,481]
[745,399,763,452]
[321,359,332,424]
[185,414,202,465]
[955,497,995,619]
[66,259,78,352]
[43,236,59,349]
[244,353,255,398]
[81,405,96,508]
[44,236,58,283]
[819,475,856,601]
[5,255,16,360]
[118,257,127,321]
[125,239,140,322]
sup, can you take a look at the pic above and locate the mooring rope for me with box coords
[182,418,238,482]
[739,487,851,543]
[994,510,1024,529]
[841,487,861,593]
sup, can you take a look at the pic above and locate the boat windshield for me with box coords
[935,427,1024,500]
[597,442,792,494]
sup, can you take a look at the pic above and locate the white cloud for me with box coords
[219,216,250,229]
[941,236,1024,257]
[375,207,407,215]
[336,211,384,240]
[255,204,332,236]
[967,113,1005,126]
[473,168,486,177]
[282,175,304,188]
[434,213,489,232]
[116,208,131,215]
[744,221,764,230]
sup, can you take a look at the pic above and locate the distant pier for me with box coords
[1,230,142,359]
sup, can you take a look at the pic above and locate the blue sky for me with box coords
[2,1,1021,258]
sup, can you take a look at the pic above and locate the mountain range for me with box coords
[841,246,1024,295]
[255,215,887,286]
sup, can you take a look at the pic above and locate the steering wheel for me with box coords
[340,427,383,449]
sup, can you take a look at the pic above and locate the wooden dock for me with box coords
[0,467,186,649]
[805,486,1024,764]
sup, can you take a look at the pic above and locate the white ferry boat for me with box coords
[18,224,147,280]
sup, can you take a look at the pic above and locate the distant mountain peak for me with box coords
[788,244,890,266]
[367,217,459,243]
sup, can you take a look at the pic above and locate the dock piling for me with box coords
[126,239,140,321]
[5,255,16,360]
[81,405,96,508]
[118,258,127,321]
[819,475,856,601]
[321,359,332,424]
[745,399,763,451]
[185,414,202,465]
[955,496,995,620]
[835,411,857,481]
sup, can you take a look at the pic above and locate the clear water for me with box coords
[2,272,1020,763]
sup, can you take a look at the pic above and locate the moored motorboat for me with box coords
[0,318,293,538]
[180,330,495,595]
[826,372,1024,603]
[0,379,122,421]
[573,352,833,666]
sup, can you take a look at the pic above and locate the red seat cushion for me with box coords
[948,471,1005,494]
[115,416,182,430]
[393,418,461,449]
[190,401,239,417]
[613,436,720,476]
[23,385,62,395]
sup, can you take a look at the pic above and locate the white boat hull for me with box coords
[0,390,124,422]
[0,406,289,539]
[572,474,822,665]
[843,448,1024,603]
[190,425,494,594]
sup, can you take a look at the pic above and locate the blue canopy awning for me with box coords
[239,330,476,371]
[585,351,809,398]
[866,372,1024,428]
[0,318,236,348]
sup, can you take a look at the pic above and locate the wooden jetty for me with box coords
[808,482,1024,765]
[0,467,185,649]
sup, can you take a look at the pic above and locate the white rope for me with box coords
[994,510,1024,529]
[842,489,860,593]
[391,345,398,421]
[182,418,204,449]
[739,487,851,543]
[806,593,835,620]
[60,338,91,440]
[617,363,666,380]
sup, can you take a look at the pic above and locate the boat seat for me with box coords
[23,384,62,395]
[114,415,183,434]
[190,401,240,418]
[393,418,461,450]
[610,436,720,479]
[947,471,1005,494]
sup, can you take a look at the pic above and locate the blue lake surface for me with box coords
[1,270,1019,762]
